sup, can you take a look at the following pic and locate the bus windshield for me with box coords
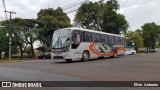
[52,29,71,49]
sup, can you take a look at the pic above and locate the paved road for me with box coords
[0,53,160,90]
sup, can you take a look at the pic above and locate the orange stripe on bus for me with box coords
[117,47,126,51]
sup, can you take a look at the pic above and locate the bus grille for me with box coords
[52,48,69,54]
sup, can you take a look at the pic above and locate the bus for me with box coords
[51,27,125,62]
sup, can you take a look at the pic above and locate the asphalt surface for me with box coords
[0,53,160,90]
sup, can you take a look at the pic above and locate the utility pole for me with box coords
[5,11,16,60]
[48,4,50,9]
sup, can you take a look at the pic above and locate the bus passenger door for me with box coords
[71,30,81,49]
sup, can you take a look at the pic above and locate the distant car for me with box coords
[38,52,51,59]
[125,49,136,55]
[145,49,156,53]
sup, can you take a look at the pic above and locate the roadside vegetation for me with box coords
[0,59,33,63]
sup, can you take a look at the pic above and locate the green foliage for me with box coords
[37,7,71,47]
[125,31,144,52]
[74,0,129,34]
[0,18,38,58]
[141,22,160,49]
[74,2,101,30]
[25,46,32,57]
[0,26,8,52]
[11,18,38,58]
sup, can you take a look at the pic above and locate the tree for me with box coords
[24,46,32,57]
[74,0,129,34]
[0,25,8,58]
[37,7,71,48]
[11,18,28,58]
[74,2,101,30]
[125,31,144,52]
[0,20,19,58]
[1,18,38,58]
[141,22,160,49]
[22,19,38,58]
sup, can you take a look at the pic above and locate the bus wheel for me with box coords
[113,52,117,58]
[82,51,90,61]
[65,59,72,62]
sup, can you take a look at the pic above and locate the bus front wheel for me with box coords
[82,51,90,61]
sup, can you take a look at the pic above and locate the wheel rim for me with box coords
[114,53,117,57]
[83,53,88,61]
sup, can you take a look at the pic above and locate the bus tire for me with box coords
[65,59,72,62]
[111,52,117,58]
[132,52,135,55]
[113,52,117,58]
[82,51,90,61]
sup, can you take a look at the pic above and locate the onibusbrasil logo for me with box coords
[1,82,42,87]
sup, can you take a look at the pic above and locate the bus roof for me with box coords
[57,27,124,37]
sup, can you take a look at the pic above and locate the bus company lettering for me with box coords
[91,43,111,54]
[94,43,111,54]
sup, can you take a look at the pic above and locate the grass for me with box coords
[0,59,34,63]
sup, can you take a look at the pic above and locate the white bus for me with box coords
[51,27,125,62]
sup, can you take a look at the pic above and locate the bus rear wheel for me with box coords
[65,59,72,62]
[132,52,135,55]
[113,52,117,57]
[81,51,90,61]
[111,52,117,58]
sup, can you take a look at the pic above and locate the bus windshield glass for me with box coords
[52,29,71,49]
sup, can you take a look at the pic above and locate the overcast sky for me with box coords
[1,0,160,30]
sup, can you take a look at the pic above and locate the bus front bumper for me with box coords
[51,52,70,60]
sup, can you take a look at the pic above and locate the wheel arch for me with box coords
[83,50,90,57]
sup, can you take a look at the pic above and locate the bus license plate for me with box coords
[55,54,60,56]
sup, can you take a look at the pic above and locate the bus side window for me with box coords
[73,33,80,44]
[105,35,109,44]
[92,33,96,42]
[120,38,125,44]
[92,33,100,43]
[115,37,120,44]
[83,32,87,42]
[108,35,114,44]
[118,37,121,44]
[108,35,111,44]
[100,34,105,43]
[83,31,91,42]
[96,34,100,43]
[72,31,81,49]
[88,32,92,42]
[112,36,115,44]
